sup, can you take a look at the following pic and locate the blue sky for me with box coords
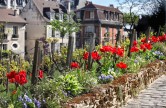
[90,0,119,7]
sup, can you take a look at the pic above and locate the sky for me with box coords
[90,0,119,7]
[89,0,147,15]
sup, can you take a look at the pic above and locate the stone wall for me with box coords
[64,60,166,108]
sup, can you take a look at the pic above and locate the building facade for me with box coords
[21,0,69,54]
[0,9,26,58]
[76,2,123,47]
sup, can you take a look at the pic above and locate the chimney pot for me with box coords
[109,4,114,8]
[14,10,17,16]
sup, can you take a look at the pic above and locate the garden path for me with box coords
[123,75,166,108]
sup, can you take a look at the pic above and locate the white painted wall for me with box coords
[4,23,25,58]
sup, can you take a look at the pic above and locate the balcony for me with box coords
[11,34,19,40]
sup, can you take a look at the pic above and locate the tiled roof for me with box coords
[33,0,59,15]
[0,9,26,23]
[79,3,122,14]
[32,0,60,22]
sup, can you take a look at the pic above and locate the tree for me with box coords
[50,13,80,44]
[136,0,166,34]
[0,23,5,63]
[123,13,139,31]
[117,0,142,32]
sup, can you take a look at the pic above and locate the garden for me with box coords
[0,30,166,108]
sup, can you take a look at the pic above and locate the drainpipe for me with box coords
[68,0,71,13]
[7,0,11,9]
[14,0,16,9]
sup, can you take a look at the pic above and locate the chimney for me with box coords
[68,1,71,13]
[85,1,92,6]
[14,0,17,9]
[14,10,17,16]
[109,4,114,8]
[7,0,11,9]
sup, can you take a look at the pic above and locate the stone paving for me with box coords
[123,75,166,108]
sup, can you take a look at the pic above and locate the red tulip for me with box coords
[151,36,158,43]
[100,45,112,52]
[91,51,101,60]
[116,62,127,69]
[130,46,139,52]
[83,52,89,60]
[38,70,44,79]
[70,62,80,69]
[133,41,137,46]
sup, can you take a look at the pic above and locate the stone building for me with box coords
[21,0,69,54]
[75,2,123,47]
[0,9,26,58]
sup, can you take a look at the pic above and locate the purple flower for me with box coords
[23,102,27,108]
[34,98,41,108]
[18,96,23,101]
[24,94,32,103]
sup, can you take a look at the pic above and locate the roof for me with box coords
[78,3,122,14]
[32,0,60,22]
[33,0,59,14]
[0,9,26,23]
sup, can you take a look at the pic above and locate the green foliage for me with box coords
[50,13,80,43]
[123,13,139,25]
[59,74,83,96]
[32,77,68,108]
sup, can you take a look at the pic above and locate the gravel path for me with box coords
[123,75,166,108]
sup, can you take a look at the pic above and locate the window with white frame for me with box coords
[0,44,7,50]
[85,26,94,33]
[90,11,94,19]
[106,27,109,33]
[13,26,18,35]
[59,13,63,21]
[105,12,109,20]
[76,12,81,19]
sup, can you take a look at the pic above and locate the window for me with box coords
[12,26,19,38]
[59,13,63,21]
[13,26,18,35]
[0,44,7,50]
[90,11,94,19]
[76,12,81,19]
[106,27,109,33]
[105,12,109,20]
[3,34,7,39]
[110,12,114,20]
[0,25,5,33]
[52,29,55,37]
[85,26,94,33]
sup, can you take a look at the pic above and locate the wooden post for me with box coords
[37,47,41,66]
[112,28,114,44]
[115,28,121,46]
[146,27,151,43]
[157,26,161,36]
[66,35,74,67]
[88,33,96,70]
[128,29,136,57]
[31,40,39,85]
[6,61,10,93]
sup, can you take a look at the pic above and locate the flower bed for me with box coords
[64,60,166,108]
[0,33,166,108]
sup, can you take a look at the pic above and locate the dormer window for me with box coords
[85,11,94,19]
[50,12,55,21]
[59,13,63,21]
[76,12,81,19]
[105,12,109,20]
[90,11,94,19]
